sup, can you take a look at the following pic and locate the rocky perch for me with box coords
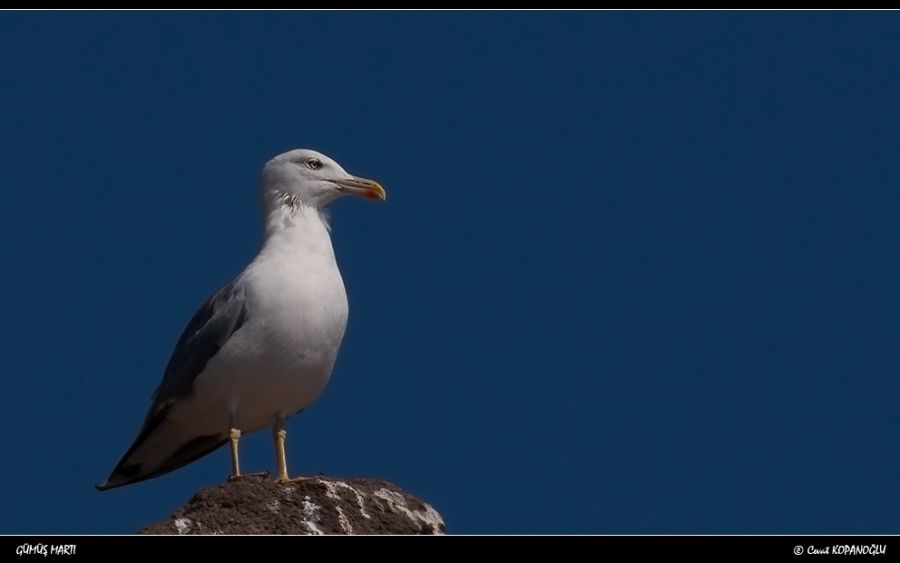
[139,475,446,535]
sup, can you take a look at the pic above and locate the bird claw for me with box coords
[276,475,311,483]
[228,471,270,482]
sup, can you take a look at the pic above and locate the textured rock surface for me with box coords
[139,475,445,535]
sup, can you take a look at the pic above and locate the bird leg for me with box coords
[274,419,309,483]
[229,427,242,479]
[227,427,268,481]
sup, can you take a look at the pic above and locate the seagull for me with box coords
[96,149,386,491]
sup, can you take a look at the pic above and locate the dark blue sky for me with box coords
[2,12,900,534]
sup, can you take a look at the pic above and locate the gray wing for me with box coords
[95,278,249,491]
[152,278,249,407]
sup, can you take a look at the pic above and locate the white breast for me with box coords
[191,206,349,433]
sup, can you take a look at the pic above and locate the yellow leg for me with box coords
[274,419,308,483]
[229,428,241,479]
[274,419,289,482]
[224,426,268,483]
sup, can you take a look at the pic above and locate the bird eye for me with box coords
[307,158,322,170]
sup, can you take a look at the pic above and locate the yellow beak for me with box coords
[332,176,387,201]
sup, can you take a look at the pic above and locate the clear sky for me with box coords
[2,11,900,534]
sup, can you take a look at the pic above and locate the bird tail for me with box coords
[96,407,227,491]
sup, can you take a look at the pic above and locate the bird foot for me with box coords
[228,471,270,482]
[276,475,311,483]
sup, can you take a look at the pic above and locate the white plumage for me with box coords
[97,149,385,491]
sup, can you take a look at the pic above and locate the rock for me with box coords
[138,475,446,535]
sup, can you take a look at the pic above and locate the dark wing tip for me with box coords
[95,433,227,493]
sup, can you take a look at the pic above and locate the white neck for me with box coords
[258,203,336,264]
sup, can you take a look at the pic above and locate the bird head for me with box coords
[259,149,386,211]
